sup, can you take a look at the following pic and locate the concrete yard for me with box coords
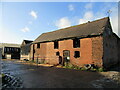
[1,60,120,88]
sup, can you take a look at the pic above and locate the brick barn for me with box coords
[30,17,120,68]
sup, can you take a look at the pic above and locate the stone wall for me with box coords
[103,33,118,68]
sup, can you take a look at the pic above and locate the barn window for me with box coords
[74,51,80,58]
[73,38,80,48]
[54,41,59,49]
[56,52,60,56]
[37,43,40,48]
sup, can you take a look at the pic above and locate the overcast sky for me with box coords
[0,1,119,44]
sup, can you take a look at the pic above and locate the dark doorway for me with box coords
[59,56,62,65]
[63,50,70,65]
[33,45,35,60]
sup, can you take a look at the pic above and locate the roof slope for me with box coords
[33,17,109,43]
[23,40,33,44]
[21,40,33,46]
[24,40,33,44]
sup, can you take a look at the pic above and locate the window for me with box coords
[56,52,60,56]
[37,43,40,48]
[54,41,59,49]
[74,51,80,58]
[4,48,6,52]
[14,48,16,52]
[7,48,9,52]
[10,48,11,51]
[11,48,13,51]
[73,38,80,48]
[16,48,19,52]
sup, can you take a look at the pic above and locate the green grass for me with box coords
[2,73,5,78]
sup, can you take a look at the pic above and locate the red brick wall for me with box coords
[91,36,103,67]
[29,34,119,68]
[58,38,93,66]
[30,37,95,67]
[30,42,59,65]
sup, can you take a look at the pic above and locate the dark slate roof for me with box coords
[33,17,109,43]
[24,40,33,44]
[21,40,33,47]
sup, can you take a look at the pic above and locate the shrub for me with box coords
[2,73,5,78]
[97,68,104,72]
[81,67,87,71]
[73,65,80,69]
[68,63,74,68]
[90,68,97,72]
[63,63,79,69]
[62,62,104,72]
[31,60,35,63]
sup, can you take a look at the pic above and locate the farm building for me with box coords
[20,40,33,60]
[30,17,120,68]
[0,43,20,59]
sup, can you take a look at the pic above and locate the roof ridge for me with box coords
[44,17,109,34]
[24,40,33,41]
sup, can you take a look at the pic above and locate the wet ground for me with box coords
[1,60,120,88]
